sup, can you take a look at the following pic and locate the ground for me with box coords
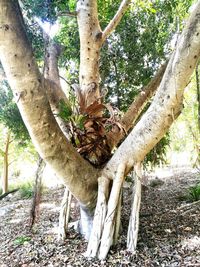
[0,167,199,267]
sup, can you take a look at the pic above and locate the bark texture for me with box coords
[77,0,102,106]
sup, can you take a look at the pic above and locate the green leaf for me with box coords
[76,115,86,130]
[13,236,31,245]
[58,100,73,121]
[0,148,5,157]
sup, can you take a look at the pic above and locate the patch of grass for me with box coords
[13,236,31,245]
[188,183,200,202]
[19,181,34,199]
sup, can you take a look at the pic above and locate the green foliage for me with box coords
[101,0,193,111]
[169,67,200,165]
[13,236,31,245]
[188,182,200,202]
[19,181,34,199]
[177,180,200,202]
[0,81,30,145]
[144,133,170,168]
[58,99,73,121]
[58,99,86,130]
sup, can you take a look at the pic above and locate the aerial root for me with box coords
[58,187,72,241]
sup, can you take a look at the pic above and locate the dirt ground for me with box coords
[0,167,199,267]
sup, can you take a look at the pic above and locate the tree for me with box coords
[0,0,200,259]
[0,130,10,194]
[0,76,30,193]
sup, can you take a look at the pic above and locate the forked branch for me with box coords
[102,0,132,43]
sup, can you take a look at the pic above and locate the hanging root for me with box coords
[85,163,125,260]
[30,156,45,229]
[85,176,110,258]
[58,187,72,241]
[113,189,122,245]
[127,162,142,252]
[98,163,125,260]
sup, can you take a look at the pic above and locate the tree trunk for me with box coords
[2,132,10,194]
[196,63,200,131]
[77,0,102,106]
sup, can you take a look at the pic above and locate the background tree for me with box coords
[0,0,200,260]
[0,78,31,193]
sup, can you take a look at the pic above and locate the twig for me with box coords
[57,11,77,18]
[59,75,72,87]
[178,199,200,210]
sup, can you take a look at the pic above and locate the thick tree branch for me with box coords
[101,0,131,43]
[76,0,102,106]
[103,1,200,179]
[107,61,168,148]
[43,37,71,139]
[43,35,70,109]
[0,0,99,207]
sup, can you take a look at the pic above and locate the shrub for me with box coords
[188,183,200,202]
[19,181,34,199]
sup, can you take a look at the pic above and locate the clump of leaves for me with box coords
[13,236,31,245]
[19,181,34,199]
[57,89,124,166]
[188,182,200,202]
